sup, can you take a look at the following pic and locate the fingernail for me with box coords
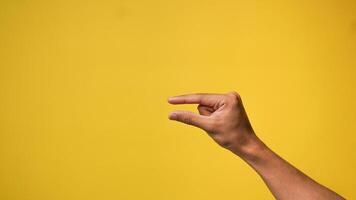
[168,112,177,120]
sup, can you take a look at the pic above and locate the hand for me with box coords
[168,92,257,154]
[168,92,345,200]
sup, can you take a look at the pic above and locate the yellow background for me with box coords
[1,0,355,199]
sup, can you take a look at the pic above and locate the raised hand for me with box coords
[168,92,256,153]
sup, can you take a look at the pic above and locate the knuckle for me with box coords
[227,91,240,98]
[212,118,222,129]
[226,91,241,105]
[181,114,192,124]
[206,118,221,132]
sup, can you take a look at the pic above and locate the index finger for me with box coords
[167,93,222,106]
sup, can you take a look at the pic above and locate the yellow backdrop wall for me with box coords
[1,0,355,199]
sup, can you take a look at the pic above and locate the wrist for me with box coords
[230,133,269,163]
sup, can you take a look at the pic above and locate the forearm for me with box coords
[231,134,345,200]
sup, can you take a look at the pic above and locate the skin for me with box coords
[168,92,345,200]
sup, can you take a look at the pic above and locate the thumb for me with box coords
[168,111,211,130]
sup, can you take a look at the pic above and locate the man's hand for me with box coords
[168,92,256,153]
[168,92,345,200]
